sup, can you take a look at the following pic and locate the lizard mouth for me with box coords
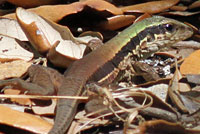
[172,25,193,41]
[137,24,193,59]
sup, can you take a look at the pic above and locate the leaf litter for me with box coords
[0,0,199,133]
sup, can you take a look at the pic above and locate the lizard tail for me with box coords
[48,98,79,134]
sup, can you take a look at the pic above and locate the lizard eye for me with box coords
[164,24,174,32]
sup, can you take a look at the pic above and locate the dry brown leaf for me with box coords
[134,13,152,23]
[178,48,195,59]
[16,7,102,67]
[0,105,52,133]
[139,90,176,114]
[48,34,102,68]
[32,99,56,115]
[4,0,122,23]
[0,18,27,41]
[16,7,56,53]
[172,41,200,49]
[79,31,103,41]
[82,0,122,16]
[189,1,200,9]
[178,83,191,92]
[16,7,88,65]
[170,5,188,11]
[121,0,179,14]
[98,15,135,30]
[186,74,200,85]
[179,91,200,114]
[137,78,170,88]
[161,11,200,16]
[155,51,178,59]
[0,60,31,80]
[138,84,168,102]
[4,89,31,106]
[132,120,200,134]
[47,41,86,68]
[68,111,109,134]
[0,35,33,62]
[180,50,200,74]
[168,65,188,113]
[7,0,60,8]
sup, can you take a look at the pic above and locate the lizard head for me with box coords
[136,16,193,58]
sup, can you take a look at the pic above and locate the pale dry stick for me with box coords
[112,87,153,133]
[0,94,88,100]
[76,88,153,133]
[123,110,139,133]
[112,88,153,113]
[97,86,153,114]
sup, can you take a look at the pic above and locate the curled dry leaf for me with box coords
[47,41,75,68]
[4,0,122,23]
[48,35,102,68]
[16,7,103,67]
[0,18,27,41]
[79,31,103,41]
[180,50,200,74]
[16,7,57,54]
[47,41,86,68]
[0,105,52,133]
[0,60,31,80]
[121,0,179,14]
[32,99,56,115]
[16,7,92,68]
[0,35,33,62]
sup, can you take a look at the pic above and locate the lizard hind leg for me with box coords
[0,64,64,97]
[0,78,54,96]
